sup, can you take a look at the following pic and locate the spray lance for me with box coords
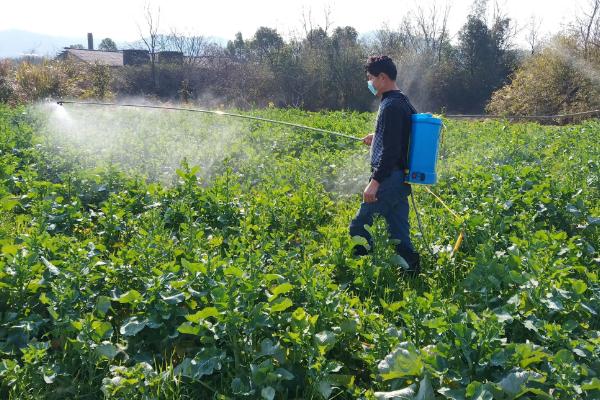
[55,100,361,141]
[56,100,464,256]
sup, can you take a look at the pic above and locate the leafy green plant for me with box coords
[0,104,598,399]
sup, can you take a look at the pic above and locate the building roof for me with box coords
[61,48,123,66]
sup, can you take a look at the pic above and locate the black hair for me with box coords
[365,55,397,81]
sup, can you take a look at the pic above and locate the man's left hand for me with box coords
[363,179,379,203]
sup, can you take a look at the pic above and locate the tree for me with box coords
[330,26,370,109]
[413,1,450,61]
[98,38,118,51]
[68,44,85,49]
[371,24,410,56]
[305,27,329,49]
[226,32,246,60]
[526,16,542,55]
[166,29,206,65]
[250,27,284,64]
[450,1,516,112]
[573,0,600,59]
[138,2,161,92]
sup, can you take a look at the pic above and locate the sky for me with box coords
[0,0,587,48]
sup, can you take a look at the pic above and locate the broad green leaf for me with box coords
[378,342,423,380]
[176,168,186,179]
[117,290,143,304]
[438,387,466,400]
[515,343,548,368]
[224,266,244,278]
[208,235,223,247]
[270,282,293,298]
[374,385,417,399]
[391,254,410,269]
[71,320,83,331]
[275,367,294,380]
[570,279,587,295]
[259,338,279,356]
[1,244,20,256]
[95,296,112,317]
[494,310,513,323]
[41,257,60,276]
[47,306,59,320]
[340,319,358,333]
[351,235,370,250]
[160,292,186,305]
[328,374,355,387]
[582,378,600,390]
[178,322,202,335]
[498,370,544,396]
[261,386,275,400]
[317,381,332,398]
[541,297,563,311]
[119,316,147,336]
[92,320,113,339]
[523,319,539,333]
[185,307,220,323]
[0,196,19,211]
[415,375,435,400]
[422,316,449,330]
[174,349,224,379]
[553,349,575,365]
[314,330,336,347]
[96,342,119,359]
[263,273,285,282]
[466,382,493,400]
[292,307,307,321]
[42,366,56,384]
[181,258,207,274]
[270,297,293,313]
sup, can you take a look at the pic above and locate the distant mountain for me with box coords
[0,29,88,58]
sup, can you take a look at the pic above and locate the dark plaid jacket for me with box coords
[370,90,417,182]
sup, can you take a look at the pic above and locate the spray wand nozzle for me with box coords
[57,101,63,106]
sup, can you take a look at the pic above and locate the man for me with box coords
[349,55,420,274]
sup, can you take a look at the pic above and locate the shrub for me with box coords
[487,36,600,120]
[0,60,16,104]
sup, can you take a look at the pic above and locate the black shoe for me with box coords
[406,253,421,275]
[396,248,420,275]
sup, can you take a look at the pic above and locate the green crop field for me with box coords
[0,104,598,399]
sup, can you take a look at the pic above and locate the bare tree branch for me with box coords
[137,2,161,91]
[412,0,450,60]
[526,15,542,55]
[576,0,600,57]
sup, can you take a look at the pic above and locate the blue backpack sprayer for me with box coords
[406,113,443,185]
[55,100,463,256]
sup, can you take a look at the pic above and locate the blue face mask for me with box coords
[367,80,377,96]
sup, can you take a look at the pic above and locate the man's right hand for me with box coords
[362,133,374,146]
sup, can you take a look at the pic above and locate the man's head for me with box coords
[365,55,398,96]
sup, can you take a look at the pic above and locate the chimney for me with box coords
[87,33,94,50]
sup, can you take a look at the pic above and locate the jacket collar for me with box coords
[381,89,401,101]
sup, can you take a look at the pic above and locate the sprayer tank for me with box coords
[406,113,442,185]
